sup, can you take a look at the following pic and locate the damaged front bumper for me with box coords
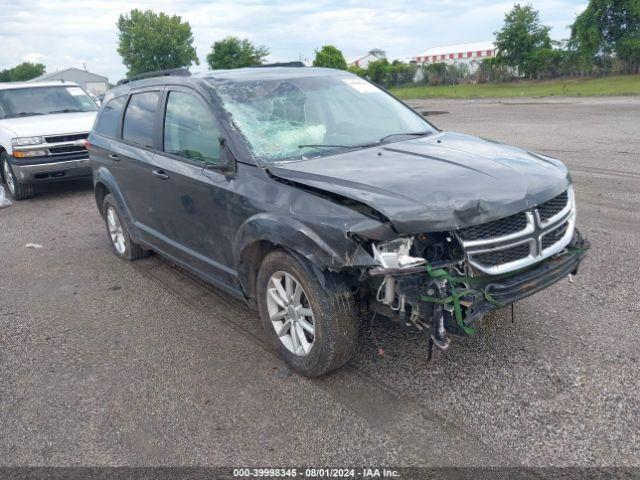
[450,230,589,331]
[366,229,589,344]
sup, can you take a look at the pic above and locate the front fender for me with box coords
[234,213,376,269]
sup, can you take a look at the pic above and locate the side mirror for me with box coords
[202,137,235,176]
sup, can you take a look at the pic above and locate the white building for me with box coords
[31,67,109,96]
[348,49,386,69]
[414,41,497,72]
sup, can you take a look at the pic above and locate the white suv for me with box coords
[0,81,98,200]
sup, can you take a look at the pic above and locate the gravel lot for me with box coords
[1,97,639,467]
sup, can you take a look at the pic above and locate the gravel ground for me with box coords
[0,97,638,467]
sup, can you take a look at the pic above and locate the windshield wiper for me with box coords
[378,131,432,142]
[4,112,44,118]
[48,109,87,114]
[298,132,433,152]
[298,141,378,151]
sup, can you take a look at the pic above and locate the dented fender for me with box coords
[234,212,378,269]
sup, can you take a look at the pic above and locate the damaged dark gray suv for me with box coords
[89,66,588,376]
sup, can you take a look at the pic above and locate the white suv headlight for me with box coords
[12,136,45,147]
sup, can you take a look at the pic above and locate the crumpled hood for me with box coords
[0,111,96,139]
[269,131,572,233]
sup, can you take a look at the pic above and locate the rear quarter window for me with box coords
[122,91,160,148]
[94,96,125,138]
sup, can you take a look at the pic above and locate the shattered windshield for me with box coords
[213,74,435,162]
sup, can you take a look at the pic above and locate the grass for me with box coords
[389,74,640,99]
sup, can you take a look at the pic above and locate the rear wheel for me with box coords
[257,250,359,377]
[2,153,34,200]
[102,194,146,261]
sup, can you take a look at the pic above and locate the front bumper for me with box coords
[10,153,91,183]
[452,229,589,330]
[370,229,589,333]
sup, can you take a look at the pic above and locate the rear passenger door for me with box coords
[151,86,238,288]
[110,89,162,242]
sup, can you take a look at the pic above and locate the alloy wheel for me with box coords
[3,159,15,195]
[266,271,316,356]
[106,206,126,255]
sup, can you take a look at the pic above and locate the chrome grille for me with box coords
[457,212,527,241]
[472,243,531,267]
[11,132,91,157]
[456,188,576,274]
[48,145,86,154]
[542,221,569,250]
[538,190,568,222]
[44,133,89,143]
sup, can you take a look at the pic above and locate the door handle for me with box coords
[108,153,120,162]
[152,169,169,180]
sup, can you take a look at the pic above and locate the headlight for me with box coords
[12,136,45,147]
[372,237,425,269]
[13,150,48,158]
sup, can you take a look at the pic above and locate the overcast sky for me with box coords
[1,0,587,82]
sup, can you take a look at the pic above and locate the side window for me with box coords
[122,91,159,148]
[94,96,125,138]
[163,91,220,164]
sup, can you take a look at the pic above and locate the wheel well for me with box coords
[94,182,110,215]
[0,147,6,183]
[239,240,280,307]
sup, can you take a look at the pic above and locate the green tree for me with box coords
[312,45,347,70]
[347,65,367,77]
[366,59,390,85]
[495,4,552,77]
[528,48,567,79]
[421,62,449,86]
[616,33,640,72]
[206,37,269,70]
[0,62,46,82]
[117,9,199,77]
[387,60,417,87]
[570,0,640,71]
[475,57,513,83]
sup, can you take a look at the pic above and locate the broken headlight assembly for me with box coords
[368,234,462,352]
[371,237,426,310]
[369,234,467,311]
[372,237,426,270]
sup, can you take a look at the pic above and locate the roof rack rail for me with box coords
[252,62,306,68]
[117,68,191,85]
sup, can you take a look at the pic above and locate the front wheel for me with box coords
[256,250,359,377]
[2,154,34,200]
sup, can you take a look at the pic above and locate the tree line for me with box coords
[343,1,640,88]
[0,62,45,82]
[1,1,638,85]
[112,1,638,86]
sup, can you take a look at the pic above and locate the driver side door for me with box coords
[149,86,239,290]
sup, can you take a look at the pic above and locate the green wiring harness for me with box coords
[419,246,590,336]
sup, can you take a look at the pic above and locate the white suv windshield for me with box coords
[0,86,98,119]
[214,74,435,163]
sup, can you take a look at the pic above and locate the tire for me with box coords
[256,250,359,377]
[102,194,146,261]
[2,153,35,201]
